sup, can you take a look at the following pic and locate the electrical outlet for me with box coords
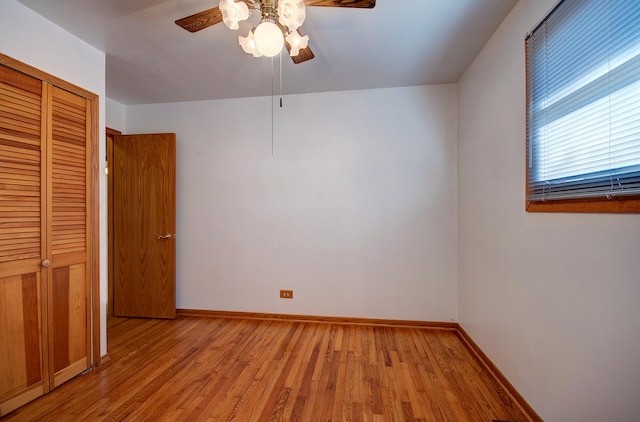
[280,289,293,299]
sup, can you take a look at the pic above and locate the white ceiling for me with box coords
[17,0,518,105]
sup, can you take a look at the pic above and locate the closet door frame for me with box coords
[0,53,101,368]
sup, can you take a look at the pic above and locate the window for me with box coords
[526,0,640,213]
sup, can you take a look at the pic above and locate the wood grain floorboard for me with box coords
[1,316,529,421]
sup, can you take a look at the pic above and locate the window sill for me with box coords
[526,196,640,213]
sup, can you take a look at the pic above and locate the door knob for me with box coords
[42,259,51,267]
[157,233,175,240]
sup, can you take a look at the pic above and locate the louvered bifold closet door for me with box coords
[47,86,90,389]
[0,67,48,415]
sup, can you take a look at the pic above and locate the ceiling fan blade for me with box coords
[175,7,223,33]
[304,0,375,8]
[291,46,315,64]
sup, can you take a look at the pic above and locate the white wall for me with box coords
[126,85,458,321]
[106,97,126,133]
[0,0,107,356]
[457,1,640,421]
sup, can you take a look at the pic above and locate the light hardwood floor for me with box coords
[2,316,530,421]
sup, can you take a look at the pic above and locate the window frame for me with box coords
[524,0,640,214]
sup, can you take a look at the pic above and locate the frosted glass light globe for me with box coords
[239,31,262,57]
[278,0,305,31]
[219,0,249,30]
[254,21,284,57]
[285,31,308,57]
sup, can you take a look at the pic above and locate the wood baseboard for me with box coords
[456,325,543,422]
[176,308,458,330]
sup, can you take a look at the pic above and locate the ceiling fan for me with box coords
[175,0,376,64]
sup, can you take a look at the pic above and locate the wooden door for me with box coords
[46,85,91,388]
[113,134,176,319]
[0,66,48,416]
[0,66,92,416]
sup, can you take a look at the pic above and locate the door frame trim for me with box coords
[0,53,102,368]
[106,127,121,318]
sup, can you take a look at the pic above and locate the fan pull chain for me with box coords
[271,55,274,155]
[270,51,284,155]
[280,50,283,108]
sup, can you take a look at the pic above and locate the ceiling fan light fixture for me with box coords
[285,31,309,57]
[254,20,284,57]
[239,29,263,57]
[277,0,306,30]
[219,0,249,30]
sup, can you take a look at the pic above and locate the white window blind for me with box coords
[526,0,640,201]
